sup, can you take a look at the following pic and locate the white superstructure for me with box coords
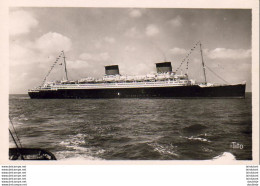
[29,73,194,92]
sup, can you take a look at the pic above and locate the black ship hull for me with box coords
[28,84,246,99]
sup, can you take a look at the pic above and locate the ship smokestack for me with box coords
[156,62,172,73]
[105,65,120,75]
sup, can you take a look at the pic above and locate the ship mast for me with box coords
[62,51,69,80]
[199,42,207,84]
[41,51,68,86]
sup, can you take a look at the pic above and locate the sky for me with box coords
[9,8,252,93]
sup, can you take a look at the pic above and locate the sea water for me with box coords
[9,93,252,160]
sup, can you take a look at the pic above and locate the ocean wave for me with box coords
[187,136,211,143]
[58,133,105,160]
[20,97,30,100]
[183,124,207,132]
[10,96,30,100]
[201,146,213,153]
[55,150,103,160]
[16,114,29,121]
[59,133,88,147]
[211,152,236,161]
[181,135,211,143]
[59,157,102,161]
[148,143,179,157]
[9,95,252,160]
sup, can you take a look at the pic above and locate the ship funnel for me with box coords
[156,62,172,73]
[105,65,120,75]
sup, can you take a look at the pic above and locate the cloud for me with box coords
[94,41,102,49]
[10,32,72,67]
[10,31,72,93]
[104,37,115,43]
[67,60,89,69]
[10,42,35,66]
[120,62,154,76]
[79,53,92,60]
[125,46,136,52]
[92,37,115,49]
[145,24,160,37]
[124,27,141,38]
[79,52,111,61]
[169,47,187,55]
[192,58,202,65]
[168,16,182,27]
[10,10,39,36]
[35,32,72,53]
[10,40,51,68]
[205,48,251,59]
[129,9,142,18]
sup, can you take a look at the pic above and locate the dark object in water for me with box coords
[9,148,57,160]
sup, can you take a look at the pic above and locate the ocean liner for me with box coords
[28,42,246,99]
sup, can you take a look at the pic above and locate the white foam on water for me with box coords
[202,146,213,153]
[59,133,88,147]
[181,135,211,143]
[148,143,179,157]
[188,136,211,142]
[58,133,105,160]
[55,150,103,161]
[20,114,29,120]
[211,152,236,162]
[59,157,102,161]
[59,141,70,146]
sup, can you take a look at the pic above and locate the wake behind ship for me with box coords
[28,42,246,99]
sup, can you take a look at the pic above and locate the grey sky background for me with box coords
[9,8,252,93]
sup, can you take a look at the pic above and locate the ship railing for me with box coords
[51,81,189,89]
[54,79,189,86]
[82,75,182,83]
